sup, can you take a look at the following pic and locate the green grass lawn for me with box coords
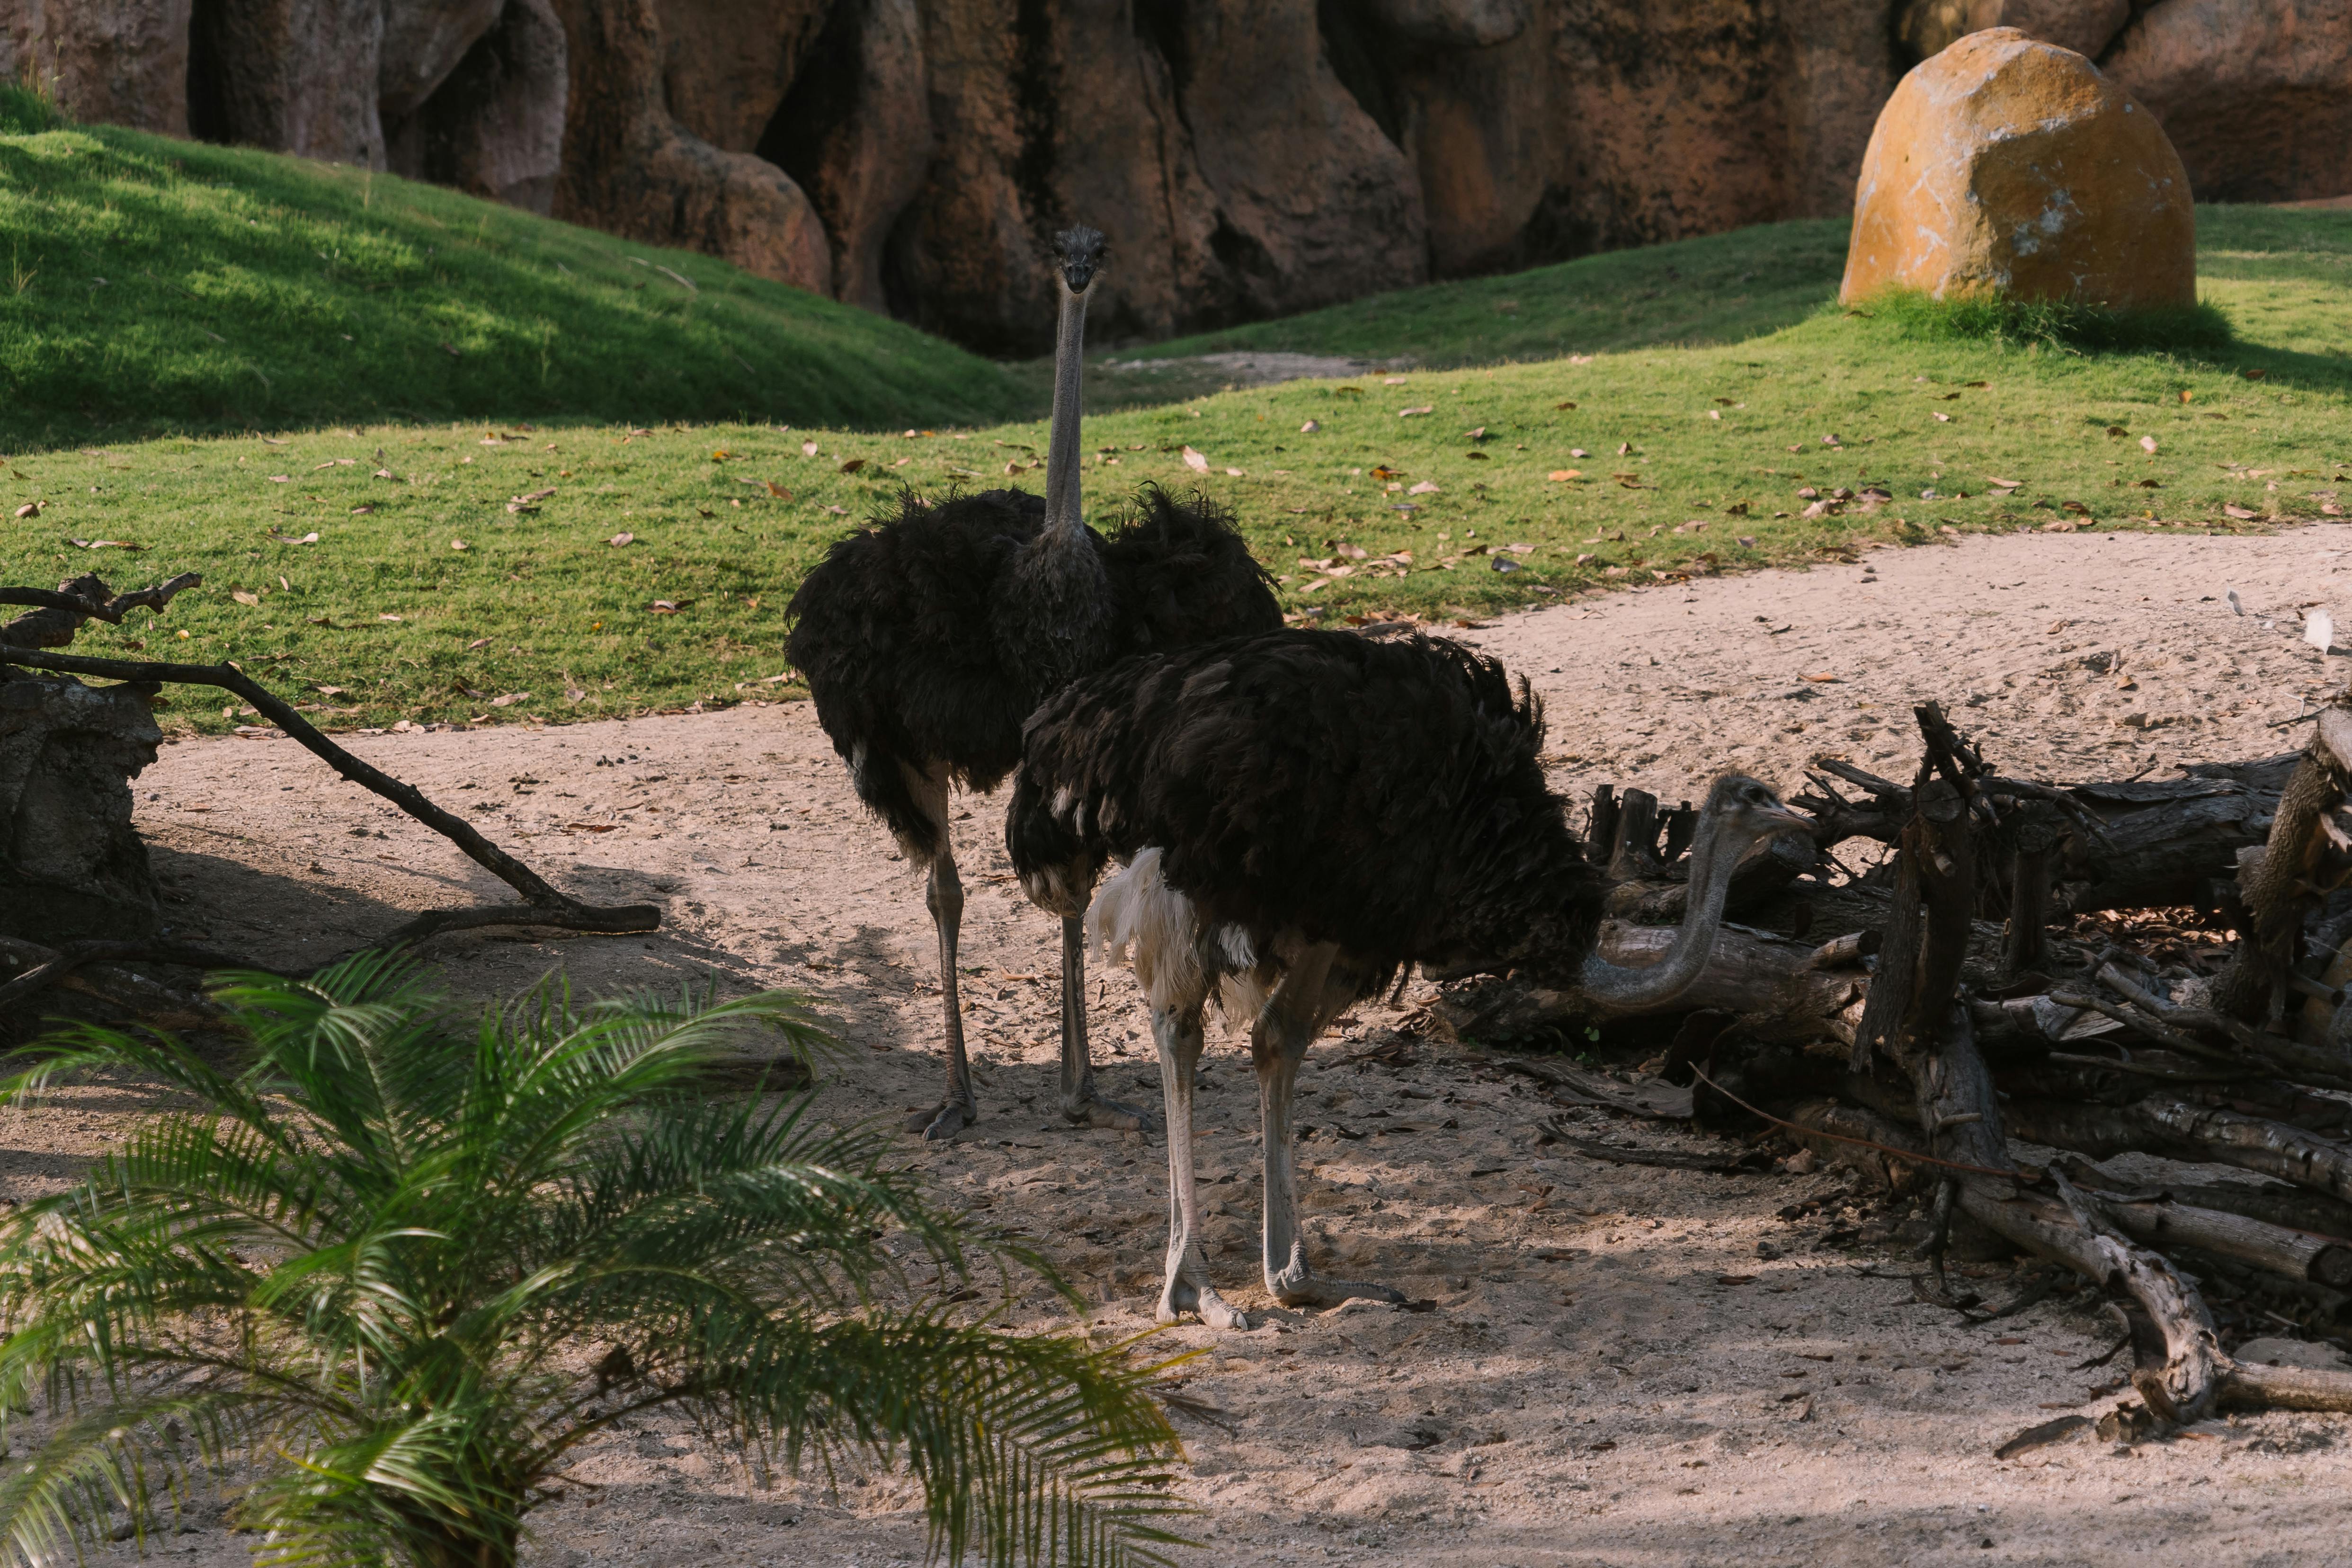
[4,145,2350,739]
[0,109,1024,448]
[1131,218,1858,369]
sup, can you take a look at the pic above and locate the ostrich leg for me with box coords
[1058,912,1161,1132]
[1150,993,1248,1330]
[901,768,977,1141]
[1256,945,1406,1310]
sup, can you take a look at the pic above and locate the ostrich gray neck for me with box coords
[1043,286,1090,545]
[1576,814,1738,1007]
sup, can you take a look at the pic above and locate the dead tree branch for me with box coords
[1,646,660,947]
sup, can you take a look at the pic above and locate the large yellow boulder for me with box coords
[1839,27,2196,308]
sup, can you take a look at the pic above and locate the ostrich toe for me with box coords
[1157,1274,1251,1331]
[1267,1262,1404,1311]
[1061,1091,1162,1134]
[904,1099,978,1140]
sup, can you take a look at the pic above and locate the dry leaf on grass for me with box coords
[1182,446,1210,472]
[607,533,634,547]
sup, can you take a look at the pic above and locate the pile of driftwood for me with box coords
[0,573,657,1031]
[1435,696,2352,1425]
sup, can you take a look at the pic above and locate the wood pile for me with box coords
[1432,697,2352,1425]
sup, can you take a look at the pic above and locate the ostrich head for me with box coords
[1055,225,1106,296]
[1574,774,1813,1009]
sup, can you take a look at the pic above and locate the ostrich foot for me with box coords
[902,1099,978,1141]
[1267,1262,1404,1311]
[1157,1274,1252,1331]
[1060,1091,1162,1134]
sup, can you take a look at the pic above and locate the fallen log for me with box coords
[2054,1157,2352,1242]
[2003,1096,2352,1208]
[2083,1189,2352,1291]
[1792,748,2299,923]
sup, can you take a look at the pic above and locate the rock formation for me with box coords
[2100,0,2352,204]
[1840,28,2197,308]
[7,0,2347,351]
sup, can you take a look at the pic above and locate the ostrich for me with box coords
[1007,630,1811,1328]
[785,226,1280,1141]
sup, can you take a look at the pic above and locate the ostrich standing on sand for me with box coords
[786,227,1280,1140]
[1008,630,1811,1328]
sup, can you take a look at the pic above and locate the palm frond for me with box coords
[0,956,1193,1568]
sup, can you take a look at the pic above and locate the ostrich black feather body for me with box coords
[785,485,1278,861]
[1008,630,1606,992]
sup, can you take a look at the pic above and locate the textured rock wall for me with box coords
[10,0,2349,351]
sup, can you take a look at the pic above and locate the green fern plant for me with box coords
[0,954,1189,1568]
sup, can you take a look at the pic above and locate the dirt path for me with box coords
[36,525,2352,1567]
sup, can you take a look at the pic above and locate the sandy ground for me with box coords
[28,524,2352,1567]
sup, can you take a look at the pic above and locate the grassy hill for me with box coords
[1135,218,1857,369]
[1123,205,2352,372]
[5,125,2349,739]
[0,93,1025,450]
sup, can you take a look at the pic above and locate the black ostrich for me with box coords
[1007,629,1810,1328]
[785,226,1280,1141]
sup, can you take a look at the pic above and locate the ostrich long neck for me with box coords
[1576,813,1741,1007]
[1043,285,1090,545]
